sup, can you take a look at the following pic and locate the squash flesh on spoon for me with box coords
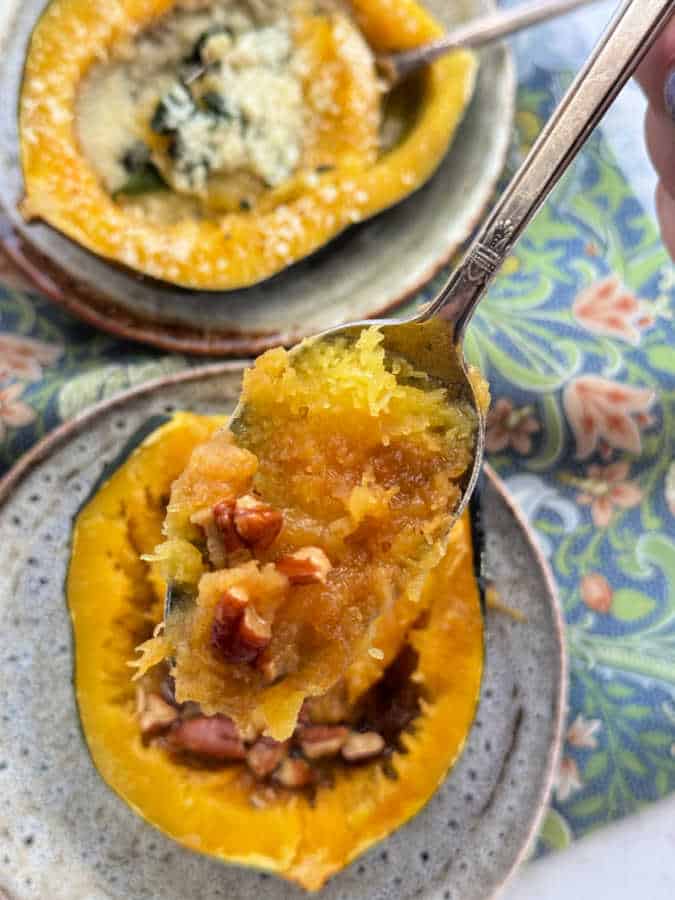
[133,329,480,739]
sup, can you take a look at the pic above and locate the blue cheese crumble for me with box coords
[76,1,304,199]
[155,23,303,193]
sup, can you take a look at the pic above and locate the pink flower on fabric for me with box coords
[486,398,540,455]
[580,573,613,613]
[0,333,63,382]
[574,462,642,528]
[563,376,655,459]
[566,714,602,750]
[0,383,35,440]
[573,275,654,344]
[554,757,583,803]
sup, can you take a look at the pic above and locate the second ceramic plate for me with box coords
[0,0,514,355]
[0,363,565,900]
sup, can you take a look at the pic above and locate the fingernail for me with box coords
[664,68,675,120]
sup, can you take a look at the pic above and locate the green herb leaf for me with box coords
[114,164,168,198]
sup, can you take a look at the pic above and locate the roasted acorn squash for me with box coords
[20,0,477,290]
[67,413,484,890]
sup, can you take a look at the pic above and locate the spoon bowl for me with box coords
[229,315,486,527]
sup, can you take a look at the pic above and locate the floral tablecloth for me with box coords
[0,0,672,862]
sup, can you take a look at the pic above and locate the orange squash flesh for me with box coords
[134,329,480,740]
[67,413,483,890]
[20,0,476,290]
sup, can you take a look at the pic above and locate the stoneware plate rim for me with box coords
[0,0,515,356]
[0,363,567,900]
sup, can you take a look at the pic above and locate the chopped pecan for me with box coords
[209,494,283,555]
[238,606,272,649]
[341,731,385,763]
[211,586,248,653]
[298,725,349,760]
[191,507,228,567]
[275,547,332,585]
[136,688,178,738]
[246,737,287,779]
[273,757,314,789]
[232,494,283,550]
[212,500,244,553]
[166,715,246,761]
[211,587,272,665]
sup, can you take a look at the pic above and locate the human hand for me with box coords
[637,20,675,258]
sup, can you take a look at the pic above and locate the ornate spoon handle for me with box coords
[427,0,675,337]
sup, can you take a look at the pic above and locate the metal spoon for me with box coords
[229,0,674,524]
[167,0,674,620]
[183,0,603,90]
[377,0,604,87]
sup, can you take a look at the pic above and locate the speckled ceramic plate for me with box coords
[0,0,514,356]
[0,365,566,900]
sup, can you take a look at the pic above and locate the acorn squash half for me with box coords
[67,413,484,891]
[20,0,477,291]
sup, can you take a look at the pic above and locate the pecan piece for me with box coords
[212,500,244,553]
[211,585,248,654]
[273,757,314,789]
[298,725,349,760]
[136,688,178,738]
[166,715,246,761]
[246,737,287,779]
[191,507,228,567]
[211,587,272,665]
[232,494,283,550]
[238,606,272,650]
[275,547,332,585]
[341,731,385,763]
